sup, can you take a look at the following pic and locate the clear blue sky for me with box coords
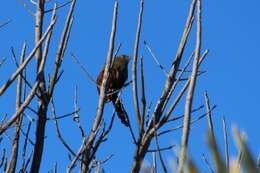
[1,0,260,172]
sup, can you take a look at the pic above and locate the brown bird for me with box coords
[96,55,130,126]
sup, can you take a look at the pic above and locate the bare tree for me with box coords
[1,0,258,173]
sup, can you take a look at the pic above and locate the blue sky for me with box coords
[1,0,260,172]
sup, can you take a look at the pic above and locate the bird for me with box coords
[96,55,130,127]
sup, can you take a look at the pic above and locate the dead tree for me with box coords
[0,0,220,172]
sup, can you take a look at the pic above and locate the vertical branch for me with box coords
[233,127,258,173]
[20,122,32,172]
[30,3,57,172]
[152,152,157,173]
[208,129,226,173]
[48,0,77,98]
[154,119,167,173]
[82,1,118,172]
[177,0,201,172]
[73,85,86,138]
[35,0,44,71]
[132,0,144,128]
[67,138,86,173]
[140,57,146,135]
[87,0,117,144]
[6,43,26,173]
[222,117,229,171]
[204,91,215,137]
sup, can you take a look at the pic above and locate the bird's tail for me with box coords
[112,98,129,127]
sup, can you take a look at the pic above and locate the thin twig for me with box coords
[158,105,216,136]
[73,85,86,138]
[20,127,35,146]
[222,117,229,170]
[67,138,86,173]
[0,19,11,29]
[20,121,32,172]
[44,1,72,13]
[202,154,215,173]
[23,151,33,172]
[144,41,168,76]
[0,148,6,168]
[0,58,7,68]
[153,117,168,173]
[17,0,35,16]
[70,53,97,85]
[148,144,175,153]
[46,109,80,120]
[70,43,122,87]
[51,99,77,157]
[166,105,204,123]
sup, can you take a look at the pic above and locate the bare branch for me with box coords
[0,17,56,96]
[161,49,208,126]
[70,53,97,85]
[48,0,76,99]
[132,0,144,126]
[233,127,258,173]
[144,41,168,76]
[178,0,202,171]
[202,154,215,173]
[44,1,72,13]
[6,42,26,173]
[204,91,215,137]
[67,138,86,173]
[166,105,204,123]
[222,117,229,170]
[140,57,146,135]
[83,2,118,171]
[153,118,168,173]
[47,109,80,121]
[147,0,196,133]
[17,0,35,16]
[30,3,57,172]
[0,58,7,68]
[158,105,216,136]
[0,19,11,29]
[0,148,6,169]
[20,122,32,172]
[51,99,77,157]
[86,0,118,150]
[73,85,86,138]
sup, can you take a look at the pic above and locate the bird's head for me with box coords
[113,54,130,70]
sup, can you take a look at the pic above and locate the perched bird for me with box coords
[96,55,130,126]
